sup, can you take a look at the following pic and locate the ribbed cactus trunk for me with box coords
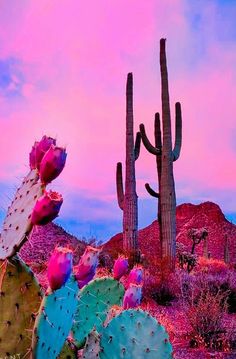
[124,73,138,255]
[160,39,176,273]
[116,73,141,264]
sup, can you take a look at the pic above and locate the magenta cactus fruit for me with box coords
[113,256,129,280]
[29,141,39,170]
[127,265,143,286]
[35,135,56,170]
[39,145,67,184]
[76,270,95,289]
[31,190,63,225]
[74,246,100,288]
[123,284,142,309]
[47,247,73,291]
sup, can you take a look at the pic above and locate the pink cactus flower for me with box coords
[47,247,73,291]
[127,265,143,286]
[74,246,100,288]
[123,284,142,309]
[31,190,63,225]
[29,141,39,170]
[35,136,56,170]
[39,145,67,184]
[113,256,128,280]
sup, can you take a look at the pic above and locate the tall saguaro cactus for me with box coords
[116,73,141,262]
[140,39,182,273]
[160,38,182,272]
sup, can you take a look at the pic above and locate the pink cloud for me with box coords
[0,0,236,235]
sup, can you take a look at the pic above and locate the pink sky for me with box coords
[0,0,236,240]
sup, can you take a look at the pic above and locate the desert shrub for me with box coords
[187,288,229,349]
[196,257,229,276]
[193,258,236,313]
[177,269,233,349]
[151,282,176,306]
[142,260,178,305]
[98,251,114,269]
[176,242,198,272]
[142,261,161,298]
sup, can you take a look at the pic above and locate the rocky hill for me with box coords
[20,222,86,271]
[103,201,236,265]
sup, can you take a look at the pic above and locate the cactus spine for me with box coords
[116,73,141,262]
[140,39,182,273]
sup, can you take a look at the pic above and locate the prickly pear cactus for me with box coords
[99,309,173,359]
[82,329,100,359]
[72,277,125,348]
[32,275,79,359]
[0,169,43,259]
[0,256,42,357]
[59,340,77,359]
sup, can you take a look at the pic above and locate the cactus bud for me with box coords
[113,256,128,280]
[127,265,143,286]
[29,141,39,170]
[39,145,67,184]
[31,190,63,225]
[47,247,73,291]
[35,135,56,170]
[123,284,142,309]
[74,246,100,288]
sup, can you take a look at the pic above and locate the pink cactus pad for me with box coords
[39,145,67,184]
[74,246,100,288]
[113,256,128,280]
[47,247,73,291]
[35,135,56,170]
[127,265,143,286]
[31,190,63,225]
[123,284,142,309]
[29,141,39,170]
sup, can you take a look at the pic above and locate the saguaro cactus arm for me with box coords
[116,162,124,210]
[145,183,159,198]
[172,102,182,161]
[139,123,161,155]
[154,112,162,149]
[134,131,141,161]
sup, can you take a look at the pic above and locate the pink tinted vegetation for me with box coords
[127,265,143,286]
[123,284,142,309]
[74,246,100,288]
[29,141,39,170]
[31,190,63,225]
[35,136,56,170]
[39,145,67,184]
[113,256,129,280]
[47,247,73,291]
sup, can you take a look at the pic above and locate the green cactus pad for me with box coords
[0,256,42,357]
[99,309,173,359]
[82,329,101,359]
[0,169,43,259]
[59,341,77,359]
[32,275,79,359]
[72,277,125,348]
